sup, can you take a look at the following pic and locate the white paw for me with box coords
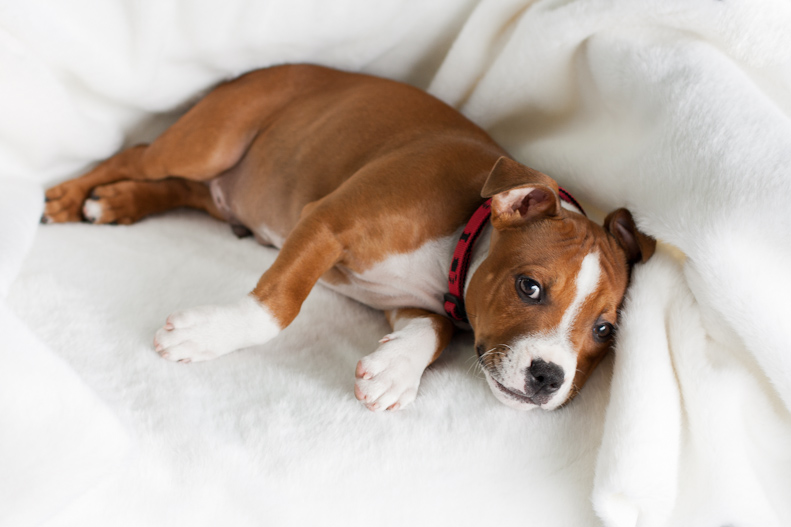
[153,296,280,363]
[354,319,438,412]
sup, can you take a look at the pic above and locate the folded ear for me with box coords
[481,157,561,229]
[604,208,656,264]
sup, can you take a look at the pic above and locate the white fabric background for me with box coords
[1,1,790,526]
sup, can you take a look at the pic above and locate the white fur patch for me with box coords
[321,230,461,314]
[560,199,584,215]
[153,295,281,362]
[563,251,603,333]
[354,315,438,411]
[494,251,602,410]
[82,199,103,223]
[252,222,285,247]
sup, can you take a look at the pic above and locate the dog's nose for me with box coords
[526,359,564,395]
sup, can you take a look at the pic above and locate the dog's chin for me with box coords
[483,372,542,411]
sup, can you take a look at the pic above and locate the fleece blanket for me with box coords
[2,1,791,526]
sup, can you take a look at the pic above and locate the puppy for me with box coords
[43,64,655,411]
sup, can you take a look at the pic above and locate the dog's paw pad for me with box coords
[354,350,422,412]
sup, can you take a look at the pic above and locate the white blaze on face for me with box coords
[493,251,602,410]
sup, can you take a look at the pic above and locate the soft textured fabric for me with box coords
[2,1,790,526]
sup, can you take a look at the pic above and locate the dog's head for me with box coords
[465,157,655,410]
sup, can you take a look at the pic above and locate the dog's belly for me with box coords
[318,236,453,314]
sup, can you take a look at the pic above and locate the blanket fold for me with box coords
[0,178,131,527]
[593,250,684,527]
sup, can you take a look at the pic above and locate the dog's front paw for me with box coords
[354,335,429,412]
[153,296,280,363]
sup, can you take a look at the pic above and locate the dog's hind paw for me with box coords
[43,182,90,223]
[81,181,148,225]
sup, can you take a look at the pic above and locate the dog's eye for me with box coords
[593,322,615,342]
[516,276,542,303]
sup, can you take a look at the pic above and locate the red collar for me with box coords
[443,188,585,323]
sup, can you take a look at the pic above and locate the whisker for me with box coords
[466,354,487,378]
[465,355,483,376]
[464,351,491,377]
[462,342,515,383]
[472,344,512,381]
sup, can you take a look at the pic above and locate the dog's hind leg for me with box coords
[81,178,223,225]
[43,67,301,223]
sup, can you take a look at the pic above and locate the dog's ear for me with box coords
[604,208,656,264]
[481,157,561,229]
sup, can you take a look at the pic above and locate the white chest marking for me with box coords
[320,232,459,314]
[252,222,285,247]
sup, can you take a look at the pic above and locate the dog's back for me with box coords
[208,64,507,249]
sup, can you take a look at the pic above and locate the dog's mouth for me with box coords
[481,369,547,409]
[491,376,540,405]
[476,344,553,409]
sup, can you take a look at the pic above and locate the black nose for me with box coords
[525,359,564,396]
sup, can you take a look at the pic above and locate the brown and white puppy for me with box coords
[42,64,655,412]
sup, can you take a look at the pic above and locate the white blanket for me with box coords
[2,1,790,526]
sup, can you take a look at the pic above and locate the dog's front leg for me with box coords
[354,308,454,412]
[154,215,343,362]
